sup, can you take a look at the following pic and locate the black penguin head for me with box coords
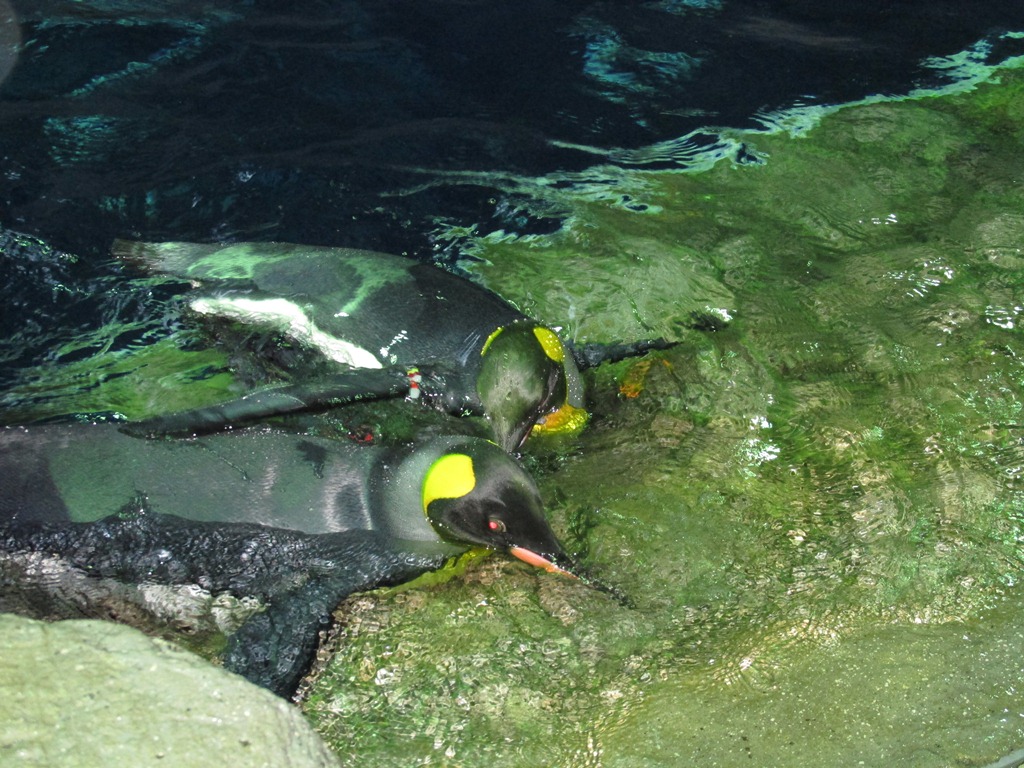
[420,439,577,576]
[477,324,588,452]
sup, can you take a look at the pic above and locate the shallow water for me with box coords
[300,71,1024,765]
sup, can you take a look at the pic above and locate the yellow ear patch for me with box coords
[480,326,505,356]
[422,453,476,511]
[532,327,564,363]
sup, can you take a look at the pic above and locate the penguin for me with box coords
[112,240,648,451]
[0,423,586,696]
[0,423,577,571]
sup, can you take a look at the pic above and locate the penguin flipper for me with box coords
[223,539,445,698]
[223,579,341,698]
[1,513,450,698]
[567,338,678,370]
[1,511,331,595]
[124,367,415,437]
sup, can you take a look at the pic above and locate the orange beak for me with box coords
[509,546,578,577]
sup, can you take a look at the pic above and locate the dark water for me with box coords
[3,1,1024,378]
[4,1,1024,252]
[0,0,1021,394]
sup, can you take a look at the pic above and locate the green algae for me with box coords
[0,336,235,422]
[301,68,1024,765]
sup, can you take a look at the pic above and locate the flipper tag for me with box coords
[406,368,422,401]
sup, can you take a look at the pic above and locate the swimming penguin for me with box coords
[0,423,584,695]
[113,240,668,450]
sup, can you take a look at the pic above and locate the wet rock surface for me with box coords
[0,614,340,768]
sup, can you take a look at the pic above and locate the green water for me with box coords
[5,64,1024,768]
[302,70,1024,765]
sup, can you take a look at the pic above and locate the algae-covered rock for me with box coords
[604,591,1024,767]
[301,67,1024,766]
[0,614,340,768]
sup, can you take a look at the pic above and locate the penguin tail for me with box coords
[111,239,223,278]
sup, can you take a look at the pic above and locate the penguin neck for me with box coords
[373,437,471,551]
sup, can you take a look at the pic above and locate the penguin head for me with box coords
[477,324,588,452]
[420,440,577,576]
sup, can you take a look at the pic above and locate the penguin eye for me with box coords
[487,518,507,533]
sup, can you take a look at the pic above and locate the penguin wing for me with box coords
[125,367,416,437]
[223,538,447,697]
[566,310,733,369]
[567,337,677,369]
